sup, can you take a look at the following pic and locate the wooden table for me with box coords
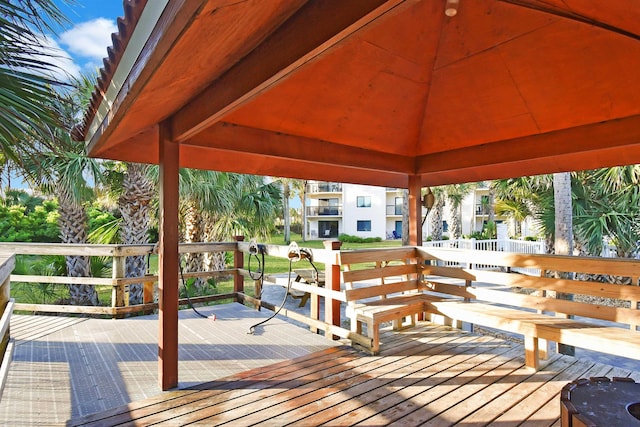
[291,269,325,307]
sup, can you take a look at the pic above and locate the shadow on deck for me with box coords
[67,316,640,426]
[0,303,338,426]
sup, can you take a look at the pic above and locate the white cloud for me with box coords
[30,35,81,81]
[59,18,117,63]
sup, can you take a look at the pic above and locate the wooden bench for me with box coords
[418,247,640,370]
[340,248,439,354]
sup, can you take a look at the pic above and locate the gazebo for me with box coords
[77,0,640,390]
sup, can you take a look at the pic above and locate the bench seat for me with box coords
[347,294,443,353]
[426,299,640,370]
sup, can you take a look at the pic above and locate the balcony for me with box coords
[386,204,403,215]
[307,205,342,216]
[307,182,342,193]
[475,203,490,215]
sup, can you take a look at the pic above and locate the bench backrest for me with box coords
[339,247,424,303]
[418,247,640,330]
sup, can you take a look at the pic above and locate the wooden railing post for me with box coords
[323,240,342,339]
[143,275,155,315]
[112,255,126,318]
[234,236,245,296]
[0,255,14,364]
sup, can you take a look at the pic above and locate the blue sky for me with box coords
[46,1,126,79]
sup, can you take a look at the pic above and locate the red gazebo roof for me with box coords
[79,0,640,188]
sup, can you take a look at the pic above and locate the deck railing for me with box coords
[0,241,245,317]
[0,254,14,400]
[3,240,640,357]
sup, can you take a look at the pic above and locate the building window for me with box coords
[357,196,371,208]
[357,220,372,232]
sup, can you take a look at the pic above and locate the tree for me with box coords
[293,180,308,241]
[22,76,104,306]
[428,188,445,241]
[553,171,575,355]
[281,179,291,244]
[118,163,154,304]
[445,183,474,240]
[0,0,70,162]
[401,189,409,245]
[573,166,640,260]
[155,170,280,285]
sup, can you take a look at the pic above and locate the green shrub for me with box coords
[339,234,382,243]
[0,201,59,242]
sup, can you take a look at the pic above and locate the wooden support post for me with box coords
[324,240,342,339]
[143,276,154,315]
[408,175,422,246]
[111,255,125,319]
[234,236,245,297]
[158,122,179,391]
[254,279,262,311]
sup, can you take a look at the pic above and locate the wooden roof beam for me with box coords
[179,145,410,188]
[183,122,414,174]
[169,0,408,143]
[417,114,640,185]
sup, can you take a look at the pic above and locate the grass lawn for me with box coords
[256,233,402,274]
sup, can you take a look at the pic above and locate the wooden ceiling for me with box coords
[81,0,640,188]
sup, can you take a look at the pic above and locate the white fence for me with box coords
[422,238,545,275]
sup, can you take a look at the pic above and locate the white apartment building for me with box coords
[305,181,405,240]
[305,181,537,240]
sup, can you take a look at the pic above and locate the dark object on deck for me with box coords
[561,377,640,426]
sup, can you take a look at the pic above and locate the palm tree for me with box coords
[398,189,406,244]
[0,0,70,161]
[428,187,446,241]
[22,76,104,306]
[118,163,154,304]
[292,180,308,241]
[281,179,291,244]
[445,183,475,240]
[573,166,640,260]
[553,171,575,355]
[161,170,280,282]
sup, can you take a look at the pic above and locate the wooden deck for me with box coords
[68,321,640,426]
[0,303,338,426]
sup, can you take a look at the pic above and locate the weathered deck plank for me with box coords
[0,303,338,426]
[70,318,640,427]
[6,303,640,427]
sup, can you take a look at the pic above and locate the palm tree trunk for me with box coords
[449,205,462,240]
[58,191,97,306]
[119,163,154,305]
[182,200,205,289]
[487,184,495,224]
[429,196,444,240]
[401,189,409,245]
[300,181,307,241]
[283,183,291,244]
[553,171,575,355]
[201,211,227,274]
